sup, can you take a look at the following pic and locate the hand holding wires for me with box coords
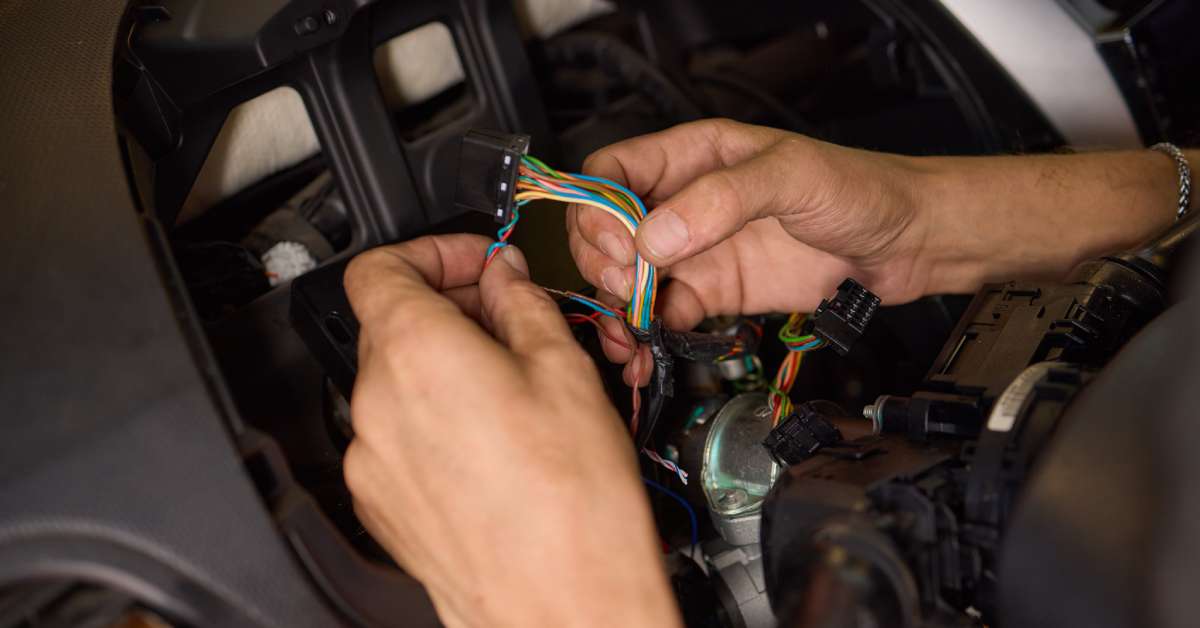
[472,146,748,484]
[486,155,659,331]
[484,201,527,266]
[479,153,670,442]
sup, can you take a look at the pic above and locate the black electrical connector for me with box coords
[806,278,880,355]
[626,320,752,449]
[762,402,844,466]
[454,129,530,224]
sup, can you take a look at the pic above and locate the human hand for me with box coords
[567,118,935,380]
[569,119,1187,385]
[343,234,681,628]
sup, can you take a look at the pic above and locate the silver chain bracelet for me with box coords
[1149,142,1192,219]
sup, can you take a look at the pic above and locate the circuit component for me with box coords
[761,402,843,466]
[454,129,530,224]
[806,278,880,355]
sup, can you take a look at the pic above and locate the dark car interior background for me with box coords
[2,0,1199,627]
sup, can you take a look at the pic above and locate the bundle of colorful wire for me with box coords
[484,201,527,267]
[768,313,825,425]
[486,155,658,330]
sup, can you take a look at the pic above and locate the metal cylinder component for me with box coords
[701,393,780,546]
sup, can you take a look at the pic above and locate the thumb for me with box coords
[634,151,791,266]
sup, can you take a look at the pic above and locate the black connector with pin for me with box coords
[762,401,845,466]
[454,129,531,224]
[806,278,880,355]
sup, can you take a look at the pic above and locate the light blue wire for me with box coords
[486,201,528,259]
[568,172,649,217]
[562,294,620,318]
[517,164,656,329]
[790,338,823,352]
[637,265,654,328]
[520,177,641,229]
[642,477,699,552]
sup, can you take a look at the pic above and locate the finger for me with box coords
[567,202,637,269]
[579,120,775,271]
[345,234,492,329]
[596,289,631,310]
[582,118,780,203]
[596,314,636,364]
[623,346,652,387]
[634,150,798,266]
[479,246,577,359]
[443,285,482,323]
[657,280,709,331]
[567,223,634,302]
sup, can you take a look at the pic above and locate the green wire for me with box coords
[766,382,790,401]
[522,155,561,178]
[778,314,813,344]
[682,405,706,432]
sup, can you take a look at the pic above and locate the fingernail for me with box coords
[500,246,529,275]
[597,231,635,265]
[639,210,689,260]
[601,266,632,301]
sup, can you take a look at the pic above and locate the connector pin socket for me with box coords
[454,129,531,224]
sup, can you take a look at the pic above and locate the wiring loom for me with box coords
[768,312,825,425]
[487,155,657,330]
[483,155,749,483]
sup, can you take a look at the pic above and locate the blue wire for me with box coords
[642,477,699,552]
[519,177,641,228]
[562,294,619,318]
[518,164,655,328]
[486,202,526,259]
[640,266,655,327]
[521,158,649,220]
[568,172,650,217]
[790,338,823,352]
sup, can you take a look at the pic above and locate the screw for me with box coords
[717,489,746,508]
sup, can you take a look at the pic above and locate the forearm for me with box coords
[909,149,1195,294]
[442,498,683,628]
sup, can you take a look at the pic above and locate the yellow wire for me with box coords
[515,166,656,328]
[515,191,638,236]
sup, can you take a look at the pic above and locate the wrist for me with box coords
[904,156,1003,295]
[902,150,1183,296]
[858,153,984,299]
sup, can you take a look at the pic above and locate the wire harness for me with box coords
[456,131,893,485]
[487,154,658,331]
[768,312,824,424]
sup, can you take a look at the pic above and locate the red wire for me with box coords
[565,313,634,351]
[564,309,641,434]
[630,355,643,435]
